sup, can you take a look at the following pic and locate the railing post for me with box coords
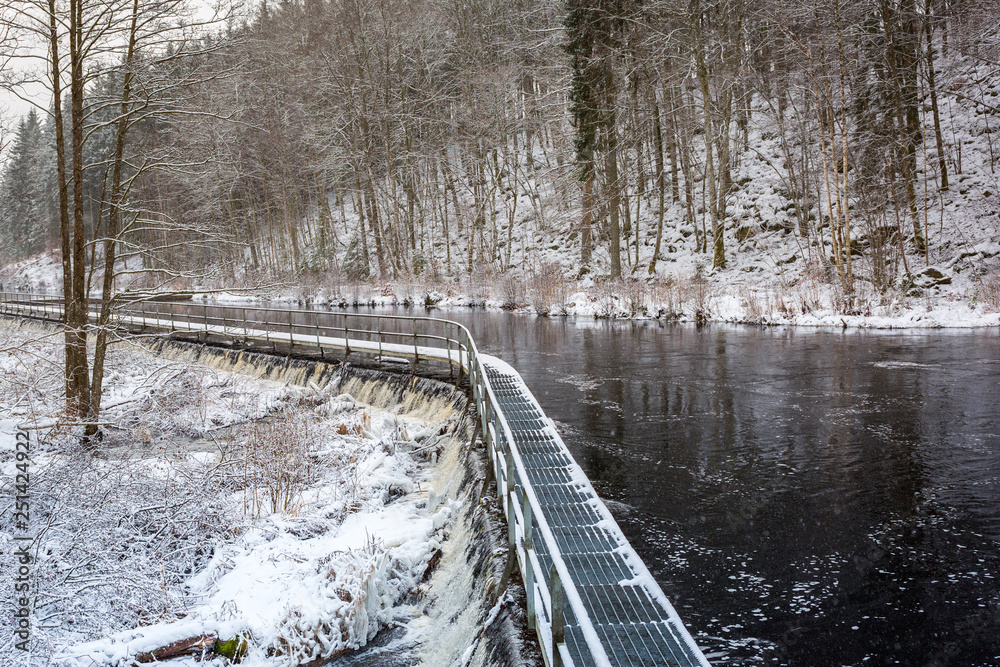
[315,311,322,356]
[412,321,419,368]
[445,323,453,381]
[344,317,350,360]
[549,565,566,667]
[505,446,516,543]
[523,493,536,630]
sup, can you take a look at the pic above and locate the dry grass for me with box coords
[582,273,717,320]
[620,277,649,316]
[464,267,494,306]
[236,417,316,516]
[648,276,684,320]
[499,271,527,310]
[739,286,766,322]
[976,274,1000,312]
[528,263,569,315]
[679,273,712,323]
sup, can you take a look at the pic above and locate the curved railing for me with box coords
[0,291,619,667]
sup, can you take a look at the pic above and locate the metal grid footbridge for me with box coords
[1,292,710,667]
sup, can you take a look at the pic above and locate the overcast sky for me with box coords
[2,0,234,154]
[3,74,49,126]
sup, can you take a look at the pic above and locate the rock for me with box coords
[214,636,249,662]
[912,266,953,288]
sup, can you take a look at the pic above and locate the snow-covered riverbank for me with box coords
[182,274,1000,329]
[4,240,1000,329]
[0,318,515,666]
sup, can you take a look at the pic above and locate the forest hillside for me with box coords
[2,0,999,326]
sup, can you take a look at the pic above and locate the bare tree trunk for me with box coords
[89,0,141,437]
[885,0,925,251]
[280,166,301,273]
[363,174,385,278]
[924,0,948,190]
[649,87,666,275]
[352,175,371,274]
[693,6,725,269]
[49,0,74,406]
[581,167,595,272]
[66,0,91,420]
[604,124,622,279]
[835,0,854,288]
[680,123,696,252]
[438,158,452,273]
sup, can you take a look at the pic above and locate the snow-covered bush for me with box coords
[977,275,1000,312]
[15,450,228,647]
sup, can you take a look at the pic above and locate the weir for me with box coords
[0,292,711,667]
[145,338,538,667]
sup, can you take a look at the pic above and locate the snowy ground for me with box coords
[183,268,1000,329]
[6,250,998,328]
[0,318,465,666]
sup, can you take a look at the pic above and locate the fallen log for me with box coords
[134,634,217,663]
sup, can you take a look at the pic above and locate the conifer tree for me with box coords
[0,108,46,258]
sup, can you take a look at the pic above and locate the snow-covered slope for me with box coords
[4,45,999,328]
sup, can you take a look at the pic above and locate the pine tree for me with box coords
[0,109,47,259]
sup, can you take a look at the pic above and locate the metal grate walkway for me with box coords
[483,361,709,667]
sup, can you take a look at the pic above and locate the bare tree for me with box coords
[1,0,240,437]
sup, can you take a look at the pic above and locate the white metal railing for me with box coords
[0,291,608,667]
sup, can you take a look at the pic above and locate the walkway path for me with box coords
[483,360,709,667]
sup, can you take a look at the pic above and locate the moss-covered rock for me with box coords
[214,635,249,662]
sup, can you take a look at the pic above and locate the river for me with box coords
[405,311,1000,666]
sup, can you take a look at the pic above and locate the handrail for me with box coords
[0,291,611,667]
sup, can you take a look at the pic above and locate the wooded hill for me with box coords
[3,0,1000,309]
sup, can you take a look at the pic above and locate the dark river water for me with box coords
[229,304,1000,665]
[416,311,1000,667]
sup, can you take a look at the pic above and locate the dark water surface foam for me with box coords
[284,306,1000,665]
